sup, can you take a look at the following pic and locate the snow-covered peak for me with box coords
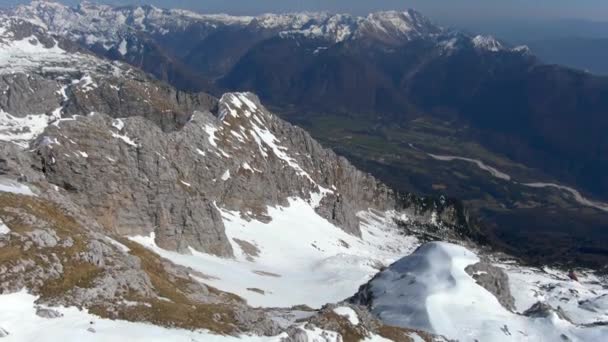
[353,241,608,341]
[253,12,330,30]
[272,9,441,43]
[362,10,418,35]
[472,34,504,52]
[10,0,252,52]
[276,13,360,43]
[354,9,441,43]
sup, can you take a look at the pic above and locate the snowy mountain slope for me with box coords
[0,290,282,342]
[1,4,608,342]
[0,289,430,342]
[130,204,419,308]
[6,0,522,64]
[504,262,608,326]
[351,242,608,341]
[11,1,252,48]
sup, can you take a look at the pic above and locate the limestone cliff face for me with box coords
[28,88,470,257]
[30,91,390,256]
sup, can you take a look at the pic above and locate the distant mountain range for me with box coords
[452,17,608,75]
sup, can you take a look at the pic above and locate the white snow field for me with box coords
[504,263,608,326]
[130,197,419,308]
[0,290,393,342]
[0,290,280,342]
[0,177,36,196]
[362,241,608,342]
[333,306,360,325]
[0,218,10,235]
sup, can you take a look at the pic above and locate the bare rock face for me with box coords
[35,307,63,319]
[523,301,573,323]
[30,91,409,256]
[0,142,44,183]
[63,76,218,132]
[465,261,515,311]
[0,74,62,116]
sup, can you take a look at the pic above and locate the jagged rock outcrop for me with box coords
[35,307,63,318]
[0,74,61,116]
[465,261,515,311]
[523,301,573,322]
[63,76,218,132]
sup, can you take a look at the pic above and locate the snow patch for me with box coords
[0,110,61,148]
[472,35,503,52]
[221,170,231,181]
[104,237,130,253]
[0,177,35,196]
[0,218,10,235]
[111,131,138,147]
[117,39,128,55]
[0,289,288,341]
[111,118,125,131]
[332,307,359,325]
[129,197,418,308]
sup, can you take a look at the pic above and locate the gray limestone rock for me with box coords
[281,328,309,342]
[26,230,59,248]
[465,261,515,311]
[35,307,64,319]
[0,74,62,117]
[523,301,572,322]
[30,91,410,257]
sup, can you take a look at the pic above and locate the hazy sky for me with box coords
[3,0,608,23]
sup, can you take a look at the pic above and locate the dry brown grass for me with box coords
[0,193,81,236]
[377,324,435,342]
[39,262,102,298]
[0,193,103,300]
[90,239,246,334]
[315,311,367,342]
[0,194,255,334]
